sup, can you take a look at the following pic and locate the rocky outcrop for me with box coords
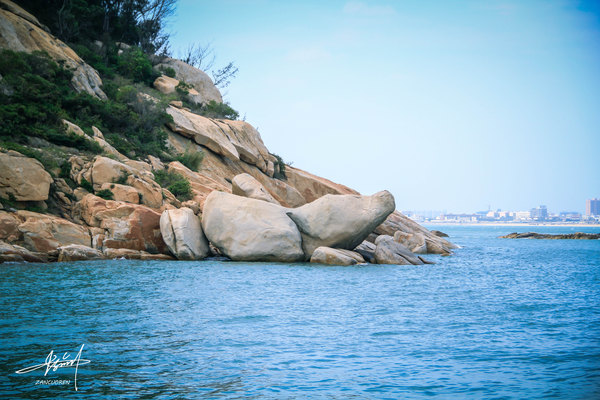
[374,235,424,265]
[0,150,52,201]
[16,210,91,252]
[310,247,365,266]
[374,211,457,254]
[100,183,139,204]
[0,240,44,262]
[201,191,304,262]
[354,240,376,264]
[74,194,167,254]
[286,191,395,256]
[232,173,279,204]
[393,231,428,254]
[57,244,103,262]
[159,208,209,260]
[500,232,600,240]
[0,0,106,98]
[166,106,273,173]
[154,57,222,104]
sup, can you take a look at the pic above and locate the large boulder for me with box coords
[0,151,52,201]
[286,190,395,256]
[374,211,458,254]
[154,57,222,104]
[0,240,44,262]
[393,231,427,254]
[354,240,376,264]
[159,207,209,260]
[57,244,103,262]
[232,173,279,204]
[166,107,272,173]
[374,235,423,265]
[16,211,91,252]
[74,194,167,254]
[167,106,240,161]
[0,0,106,99]
[310,247,365,266]
[201,191,304,262]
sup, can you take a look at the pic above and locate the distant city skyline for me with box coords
[170,0,600,212]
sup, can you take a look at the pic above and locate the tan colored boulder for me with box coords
[310,247,365,266]
[232,173,279,204]
[202,191,304,262]
[89,156,133,188]
[125,160,152,175]
[126,175,162,208]
[0,240,44,262]
[63,119,86,137]
[0,1,106,99]
[147,155,164,171]
[393,231,427,254]
[74,194,167,254]
[91,126,104,139]
[103,247,142,259]
[167,106,240,161]
[286,191,396,257]
[159,207,209,260]
[57,244,103,261]
[0,151,52,201]
[100,183,139,204]
[155,57,222,104]
[375,211,458,254]
[153,75,179,94]
[16,211,91,252]
[374,235,423,265]
[0,211,21,242]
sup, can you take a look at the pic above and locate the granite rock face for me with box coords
[159,207,210,260]
[232,173,279,204]
[286,191,396,257]
[0,151,52,201]
[201,191,304,262]
[310,247,365,266]
[374,235,424,265]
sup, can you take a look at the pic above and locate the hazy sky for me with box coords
[169,0,600,214]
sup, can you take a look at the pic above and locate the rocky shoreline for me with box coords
[499,232,600,240]
[0,0,457,266]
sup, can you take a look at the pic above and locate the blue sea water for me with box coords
[0,225,599,399]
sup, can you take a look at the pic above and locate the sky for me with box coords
[168,0,600,214]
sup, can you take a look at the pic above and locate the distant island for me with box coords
[499,232,600,240]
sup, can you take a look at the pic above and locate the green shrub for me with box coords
[114,171,129,185]
[80,178,93,192]
[198,100,239,120]
[117,47,159,85]
[176,148,204,171]
[153,170,192,201]
[175,80,194,95]
[95,188,114,200]
[59,161,71,179]
[162,66,176,78]
[271,153,287,180]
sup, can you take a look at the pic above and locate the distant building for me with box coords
[530,205,548,221]
[514,211,531,221]
[559,211,581,221]
[439,214,478,223]
[586,198,600,216]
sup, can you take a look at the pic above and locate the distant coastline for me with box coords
[424,222,600,228]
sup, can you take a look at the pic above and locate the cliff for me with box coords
[0,0,456,264]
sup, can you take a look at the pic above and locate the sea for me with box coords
[0,225,599,399]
